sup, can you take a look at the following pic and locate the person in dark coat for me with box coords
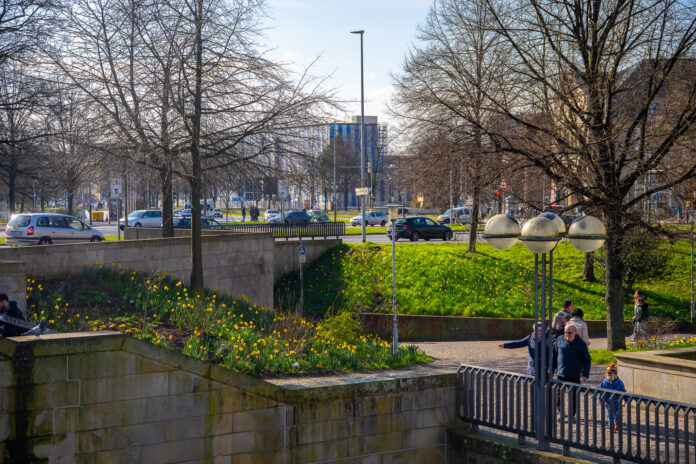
[498,323,546,376]
[0,293,26,337]
[553,324,592,415]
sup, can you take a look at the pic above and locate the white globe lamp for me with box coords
[483,213,521,250]
[519,216,560,254]
[567,215,606,252]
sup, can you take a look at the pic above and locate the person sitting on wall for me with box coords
[0,293,26,337]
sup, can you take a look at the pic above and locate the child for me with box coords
[600,364,626,431]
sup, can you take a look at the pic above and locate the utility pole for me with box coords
[333,126,337,222]
[351,29,366,243]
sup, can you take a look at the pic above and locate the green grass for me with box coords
[276,240,694,320]
[26,266,431,375]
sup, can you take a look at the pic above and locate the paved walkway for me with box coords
[265,336,611,388]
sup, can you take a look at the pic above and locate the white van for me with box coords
[437,207,472,225]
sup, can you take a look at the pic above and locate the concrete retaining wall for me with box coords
[615,348,696,403]
[358,313,694,341]
[0,333,460,463]
[0,234,275,308]
[0,261,27,315]
[273,239,342,282]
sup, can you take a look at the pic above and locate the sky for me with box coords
[263,0,432,126]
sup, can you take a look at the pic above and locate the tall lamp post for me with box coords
[484,212,605,451]
[332,124,337,222]
[351,29,366,243]
[386,203,402,355]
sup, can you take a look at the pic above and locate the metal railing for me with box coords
[206,221,345,240]
[457,365,696,463]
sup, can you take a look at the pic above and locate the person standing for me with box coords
[599,364,626,431]
[498,323,545,376]
[631,289,650,343]
[566,308,590,346]
[0,293,26,337]
[241,204,246,222]
[553,325,591,415]
[551,300,573,338]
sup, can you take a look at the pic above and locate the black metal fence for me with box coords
[206,221,345,240]
[457,365,696,463]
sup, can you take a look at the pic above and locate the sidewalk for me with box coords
[265,336,611,388]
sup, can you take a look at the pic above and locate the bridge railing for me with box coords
[456,365,696,463]
[206,221,345,239]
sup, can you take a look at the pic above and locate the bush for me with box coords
[321,311,363,345]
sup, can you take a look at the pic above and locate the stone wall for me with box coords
[358,313,682,341]
[615,348,696,403]
[0,261,26,315]
[0,234,275,309]
[273,239,342,282]
[0,333,460,463]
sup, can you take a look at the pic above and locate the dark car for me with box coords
[307,210,329,223]
[172,217,221,228]
[277,211,310,224]
[386,216,453,242]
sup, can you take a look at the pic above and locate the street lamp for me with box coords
[484,212,605,450]
[351,29,366,243]
[332,124,337,222]
[386,203,402,355]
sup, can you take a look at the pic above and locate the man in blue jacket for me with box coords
[552,324,591,415]
[498,323,545,376]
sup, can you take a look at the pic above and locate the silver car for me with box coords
[5,213,105,246]
[350,211,389,226]
[118,210,163,230]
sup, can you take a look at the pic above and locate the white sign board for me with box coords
[355,187,370,196]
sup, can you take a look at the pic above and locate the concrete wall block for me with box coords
[80,372,169,404]
[68,351,137,379]
[31,356,68,384]
[76,422,165,454]
[212,431,256,455]
[291,438,350,463]
[232,408,285,432]
[0,360,13,387]
[167,370,221,395]
[4,381,80,412]
[144,393,210,422]
[0,414,11,441]
[74,398,148,430]
[210,390,277,414]
[295,419,351,445]
[163,415,207,442]
[137,438,207,463]
[413,407,456,429]
[354,395,400,417]
[52,406,79,435]
[408,426,445,449]
[413,387,456,410]
[294,400,352,423]
[228,450,288,464]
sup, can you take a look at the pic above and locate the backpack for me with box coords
[638,303,650,321]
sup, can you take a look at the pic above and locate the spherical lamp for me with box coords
[540,212,566,235]
[567,215,606,252]
[519,216,560,254]
[483,213,520,250]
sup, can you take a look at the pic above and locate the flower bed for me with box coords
[25,264,430,376]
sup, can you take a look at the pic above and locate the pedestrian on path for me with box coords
[0,293,25,337]
[241,204,246,222]
[631,289,650,343]
[599,364,626,431]
[552,324,591,415]
[498,322,545,376]
[566,307,590,345]
[551,300,573,338]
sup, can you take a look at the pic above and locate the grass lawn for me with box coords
[26,266,431,375]
[276,239,694,320]
[589,334,696,364]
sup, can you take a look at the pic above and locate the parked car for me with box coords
[350,211,389,227]
[172,217,222,228]
[174,208,192,218]
[213,208,223,218]
[386,216,453,242]
[119,210,163,230]
[437,207,472,225]
[269,211,310,224]
[5,213,104,246]
[263,209,280,222]
[307,210,329,223]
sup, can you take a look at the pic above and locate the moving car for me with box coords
[5,213,105,245]
[263,209,280,222]
[268,211,310,224]
[437,207,472,225]
[386,216,453,242]
[119,210,163,230]
[350,211,389,227]
[307,210,329,223]
[172,217,222,228]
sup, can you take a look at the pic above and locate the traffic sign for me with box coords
[499,178,509,190]
[355,187,370,196]
[298,245,306,255]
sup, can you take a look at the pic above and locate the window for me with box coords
[8,215,31,227]
[36,217,50,227]
[424,218,437,226]
[67,218,84,230]
[50,216,68,228]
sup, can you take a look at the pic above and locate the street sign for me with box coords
[355,187,370,196]
[298,245,306,255]
[499,178,509,190]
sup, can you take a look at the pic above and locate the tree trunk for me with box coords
[67,192,74,216]
[468,184,480,253]
[161,165,174,237]
[604,215,626,350]
[582,252,596,282]
[189,0,204,292]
